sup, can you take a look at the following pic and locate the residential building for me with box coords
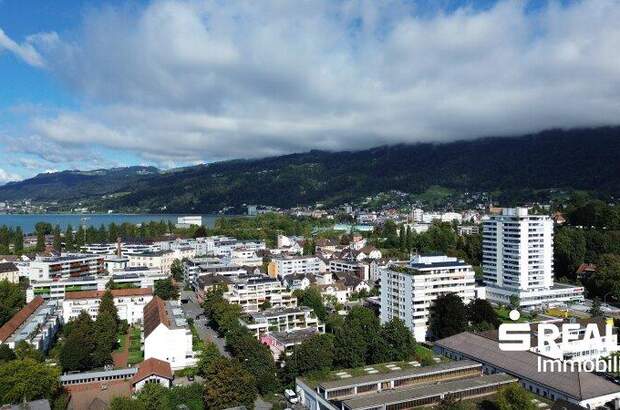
[177,215,203,227]
[127,250,175,275]
[131,358,174,391]
[0,297,61,352]
[458,225,480,236]
[223,275,297,312]
[329,260,370,281]
[143,296,197,370]
[260,328,320,360]
[434,331,620,408]
[81,242,160,255]
[282,273,313,291]
[380,254,476,341]
[62,288,153,324]
[26,254,105,281]
[482,207,584,307]
[26,268,166,302]
[227,248,263,267]
[240,306,324,339]
[267,256,326,278]
[296,360,516,410]
[0,261,19,283]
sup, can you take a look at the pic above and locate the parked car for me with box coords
[284,389,299,404]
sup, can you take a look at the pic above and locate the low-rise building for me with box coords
[131,358,174,391]
[380,254,476,342]
[296,360,516,410]
[240,306,324,339]
[329,260,370,281]
[143,296,196,370]
[434,331,620,408]
[224,275,297,312]
[62,288,153,324]
[0,261,19,283]
[260,328,320,360]
[0,297,61,352]
[128,250,175,275]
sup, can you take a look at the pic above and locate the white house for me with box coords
[62,288,153,324]
[143,297,196,370]
[131,358,174,391]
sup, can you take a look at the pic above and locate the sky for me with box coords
[1,0,619,184]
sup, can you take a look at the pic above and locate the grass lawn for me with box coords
[113,331,127,353]
[495,307,531,323]
[127,326,143,365]
[190,324,205,351]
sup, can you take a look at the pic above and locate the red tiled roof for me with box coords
[576,263,597,274]
[0,296,44,342]
[65,288,153,300]
[143,296,170,338]
[131,358,173,384]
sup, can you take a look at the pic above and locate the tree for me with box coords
[99,290,120,324]
[35,229,45,252]
[136,383,170,410]
[203,357,257,410]
[196,342,221,376]
[0,358,60,405]
[52,225,62,252]
[590,297,603,317]
[334,325,367,368]
[0,344,16,363]
[509,294,521,310]
[110,397,146,410]
[294,287,327,321]
[60,311,95,371]
[554,228,586,279]
[430,293,467,339]
[154,278,179,300]
[64,225,74,252]
[13,227,23,254]
[171,259,184,282]
[93,311,117,367]
[496,384,535,410]
[14,340,43,362]
[0,279,25,327]
[380,318,416,361]
[467,299,500,329]
[281,333,335,385]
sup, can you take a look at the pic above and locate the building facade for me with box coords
[62,288,153,324]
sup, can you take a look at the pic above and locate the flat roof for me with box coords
[341,373,516,410]
[318,360,481,390]
[435,332,620,400]
[266,328,319,345]
[60,367,137,382]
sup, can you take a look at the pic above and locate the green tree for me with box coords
[587,254,620,301]
[13,227,23,254]
[0,279,25,327]
[294,287,327,321]
[380,318,416,361]
[0,344,16,363]
[35,229,45,252]
[0,358,60,404]
[203,357,257,410]
[509,294,521,310]
[171,259,184,282]
[196,342,221,377]
[64,225,74,252]
[430,293,467,339]
[110,397,146,410]
[60,311,95,371]
[14,340,43,362]
[496,384,535,410]
[52,225,62,253]
[554,227,586,279]
[99,289,120,323]
[467,299,500,329]
[136,382,170,410]
[93,311,117,367]
[281,333,335,385]
[590,297,603,317]
[154,278,179,300]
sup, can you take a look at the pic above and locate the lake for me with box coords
[0,214,223,234]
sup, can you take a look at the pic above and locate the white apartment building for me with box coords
[127,250,175,275]
[227,248,263,267]
[204,236,266,257]
[177,216,203,227]
[26,267,166,302]
[26,254,105,281]
[62,288,153,324]
[380,254,476,342]
[240,306,325,339]
[224,275,297,312]
[81,242,160,255]
[0,297,61,352]
[329,260,370,281]
[268,256,326,278]
[482,207,584,307]
[143,297,197,370]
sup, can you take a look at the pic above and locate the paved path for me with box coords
[181,298,230,357]
[111,333,129,368]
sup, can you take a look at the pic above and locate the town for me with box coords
[1,199,619,410]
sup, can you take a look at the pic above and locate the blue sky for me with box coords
[0,0,618,184]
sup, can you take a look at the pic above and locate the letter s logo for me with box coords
[499,323,531,351]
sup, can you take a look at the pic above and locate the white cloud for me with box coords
[11,0,620,164]
[0,28,49,67]
[0,168,21,184]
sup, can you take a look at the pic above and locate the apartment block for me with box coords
[240,306,324,339]
[62,288,153,324]
[223,275,297,312]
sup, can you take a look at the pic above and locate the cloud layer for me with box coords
[6,0,620,167]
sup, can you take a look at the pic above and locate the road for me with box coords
[180,290,274,409]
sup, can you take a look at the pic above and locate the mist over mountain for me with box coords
[1,127,619,212]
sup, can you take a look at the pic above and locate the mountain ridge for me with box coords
[2,127,620,212]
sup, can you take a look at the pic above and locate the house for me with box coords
[143,297,196,370]
[576,263,596,280]
[62,288,153,324]
[0,261,19,283]
[240,306,325,339]
[282,273,312,291]
[354,246,382,261]
[260,328,320,360]
[131,358,174,391]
